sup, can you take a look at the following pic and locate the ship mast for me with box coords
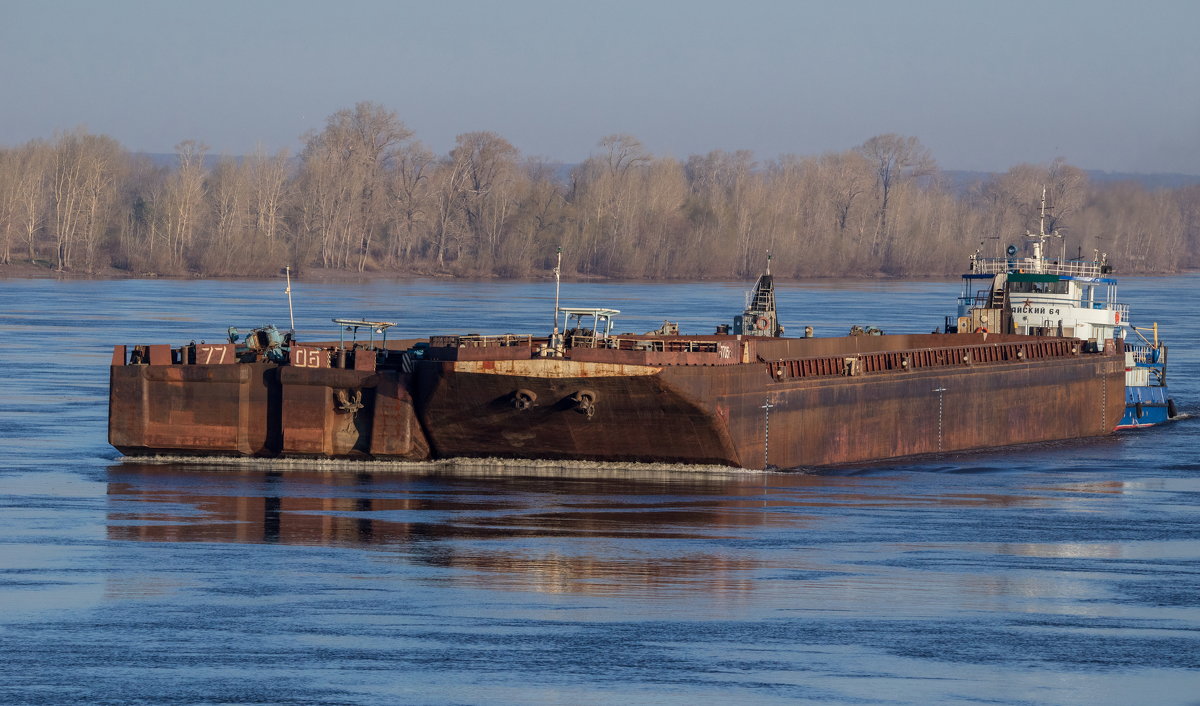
[285,265,296,332]
[551,247,563,352]
[1025,186,1061,272]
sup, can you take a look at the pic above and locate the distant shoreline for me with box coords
[0,260,968,284]
[1,261,1186,285]
[0,261,465,283]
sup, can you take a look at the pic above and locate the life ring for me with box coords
[974,326,988,333]
[756,318,768,331]
[1115,311,1121,323]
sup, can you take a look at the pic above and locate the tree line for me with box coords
[2,101,1198,280]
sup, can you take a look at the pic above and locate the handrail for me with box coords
[568,334,721,353]
[764,339,1086,381]
[971,258,1105,278]
[433,334,535,348]
[1124,342,1164,366]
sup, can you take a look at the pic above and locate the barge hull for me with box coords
[110,334,1126,470]
[416,350,1124,468]
[110,360,429,461]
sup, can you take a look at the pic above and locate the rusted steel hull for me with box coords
[110,363,428,461]
[414,359,740,466]
[109,362,281,456]
[414,349,1125,468]
[110,333,1125,469]
[671,355,1124,467]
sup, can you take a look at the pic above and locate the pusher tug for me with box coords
[946,189,1177,429]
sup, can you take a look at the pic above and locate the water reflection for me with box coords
[107,461,1081,544]
[106,462,790,544]
[108,462,798,596]
[105,460,1129,599]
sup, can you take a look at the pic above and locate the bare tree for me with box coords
[817,151,872,235]
[684,150,762,276]
[498,159,567,277]
[449,131,519,267]
[428,156,470,269]
[47,130,123,271]
[384,141,435,266]
[1044,157,1088,233]
[49,132,86,271]
[0,149,15,264]
[568,135,658,275]
[855,134,936,249]
[599,134,651,175]
[200,156,250,274]
[1178,185,1200,268]
[148,140,209,272]
[76,136,124,273]
[296,102,413,271]
[13,142,52,264]
[248,146,291,242]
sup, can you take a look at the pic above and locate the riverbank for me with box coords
[1,260,1186,284]
[0,261,461,283]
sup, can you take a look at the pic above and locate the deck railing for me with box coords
[431,334,535,348]
[567,334,721,353]
[1125,343,1164,367]
[764,339,1084,381]
[971,258,1105,278]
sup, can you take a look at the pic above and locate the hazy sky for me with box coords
[3,0,1198,173]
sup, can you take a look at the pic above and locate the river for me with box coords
[1,274,1198,704]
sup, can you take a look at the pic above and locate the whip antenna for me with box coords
[285,266,296,332]
[552,247,563,351]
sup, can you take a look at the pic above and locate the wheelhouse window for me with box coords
[1007,280,1068,295]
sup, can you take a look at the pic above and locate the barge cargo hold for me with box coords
[110,314,1126,470]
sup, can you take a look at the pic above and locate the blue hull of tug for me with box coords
[1117,384,1173,429]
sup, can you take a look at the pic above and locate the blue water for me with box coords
[1,275,1199,705]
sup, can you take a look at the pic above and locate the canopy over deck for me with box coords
[332,318,397,348]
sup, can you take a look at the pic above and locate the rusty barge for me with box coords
[109,268,1126,470]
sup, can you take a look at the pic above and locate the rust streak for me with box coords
[454,359,662,378]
